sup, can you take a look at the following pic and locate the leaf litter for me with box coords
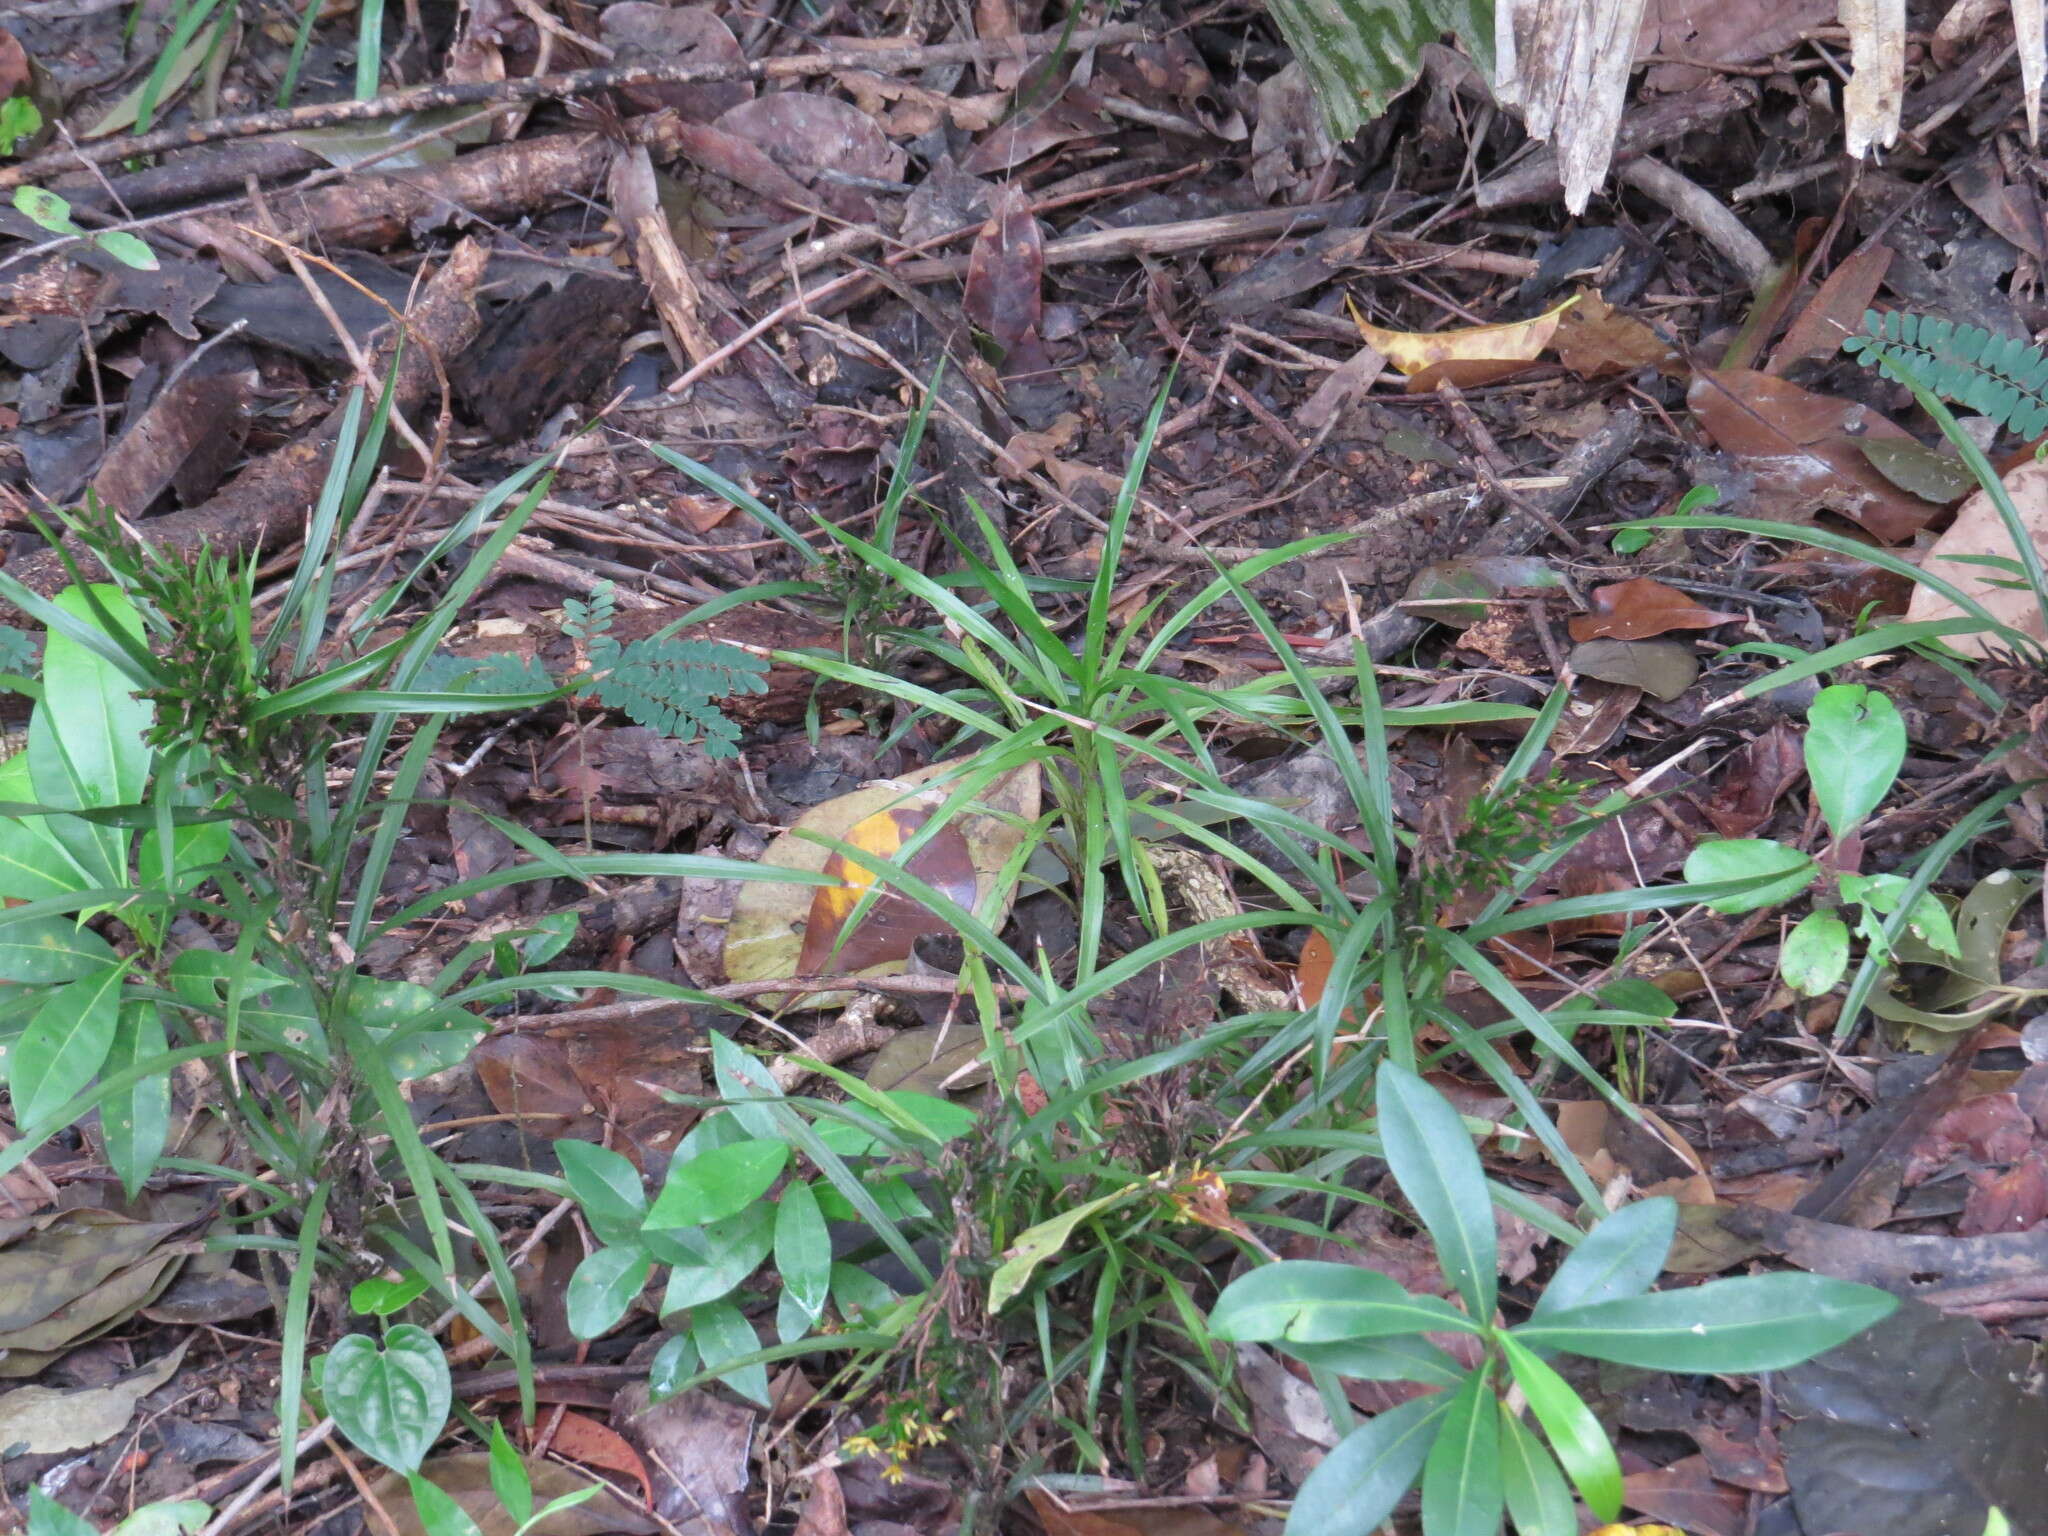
[7,0,2048,1531]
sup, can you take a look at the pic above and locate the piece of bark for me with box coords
[5,239,490,612]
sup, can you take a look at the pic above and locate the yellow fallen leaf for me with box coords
[1349,294,1578,391]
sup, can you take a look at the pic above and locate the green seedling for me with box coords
[1207,1066,1896,1536]
[11,186,156,269]
[1682,683,1955,996]
[556,1034,972,1405]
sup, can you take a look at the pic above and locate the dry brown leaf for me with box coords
[1549,293,1680,378]
[540,1411,655,1506]
[1905,457,2048,656]
[1688,369,1940,542]
[1568,577,1743,641]
[1770,242,1894,375]
[1350,295,1576,391]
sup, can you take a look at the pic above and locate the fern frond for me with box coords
[1842,309,2048,439]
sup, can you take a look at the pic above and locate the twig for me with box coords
[1616,157,1771,288]
[0,24,1148,190]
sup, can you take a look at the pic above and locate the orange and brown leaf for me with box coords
[796,806,978,975]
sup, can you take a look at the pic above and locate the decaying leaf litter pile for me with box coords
[7,0,2048,1530]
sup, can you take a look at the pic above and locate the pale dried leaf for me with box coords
[1842,0,1907,156]
[2017,0,2047,142]
[1905,457,2048,656]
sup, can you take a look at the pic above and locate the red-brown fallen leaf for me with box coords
[1688,369,1942,542]
[963,184,1049,376]
[1620,1456,1748,1536]
[1769,241,1894,375]
[1568,577,1743,641]
[533,1411,654,1506]
[1701,723,1806,839]
[796,805,978,976]
[792,1465,850,1536]
[1904,1092,2036,1184]
[1959,1149,2048,1235]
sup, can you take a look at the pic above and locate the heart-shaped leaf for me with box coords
[322,1325,451,1476]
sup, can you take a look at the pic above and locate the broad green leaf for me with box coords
[773,1181,829,1335]
[29,1488,96,1536]
[1498,1406,1575,1536]
[1421,1370,1502,1536]
[1805,684,1905,840]
[13,187,82,236]
[351,1273,431,1316]
[1282,1333,1467,1387]
[488,1419,531,1527]
[987,1186,1144,1313]
[0,815,91,903]
[1783,908,1852,996]
[30,587,151,891]
[1534,1198,1675,1318]
[1511,1273,1898,1371]
[1207,1260,1483,1344]
[346,977,482,1080]
[649,1334,698,1403]
[649,1204,774,1313]
[553,1141,647,1248]
[1284,1391,1450,1536]
[406,1473,484,1536]
[830,1261,900,1321]
[1500,1335,1622,1520]
[92,232,157,271]
[137,814,232,895]
[322,1325,451,1475]
[1263,0,1491,141]
[101,1000,169,1198]
[106,1502,210,1536]
[1377,1064,1497,1323]
[565,1245,651,1339]
[1682,840,1816,915]
[644,1139,789,1230]
[689,1297,770,1406]
[0,916,116,983]
[12,964,126,1126]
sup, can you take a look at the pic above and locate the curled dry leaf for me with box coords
[1906,457,2048,657]
[1350,294,1577,391]
[713,94,905,218]
[1567,577,1743,641]
[370,1452,657,1536]
[724,760,1040,1005]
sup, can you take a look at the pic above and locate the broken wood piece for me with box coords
[4,239,491,613]
[770,993,896,1091]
